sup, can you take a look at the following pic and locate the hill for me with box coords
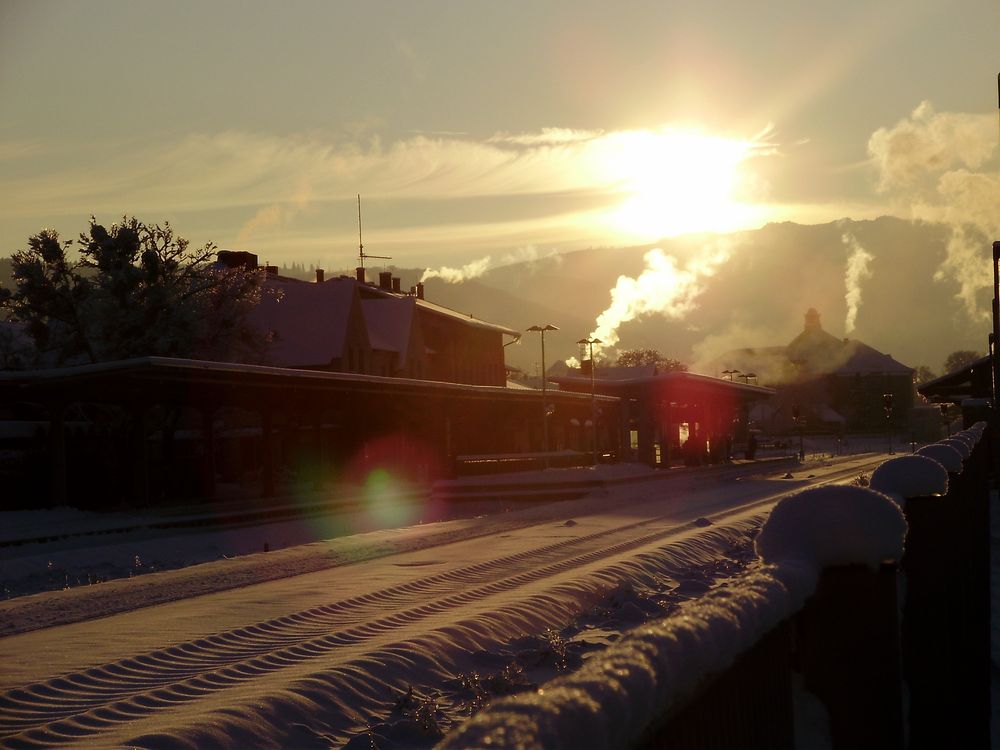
[423,217,987,377]
[1,218,987,377]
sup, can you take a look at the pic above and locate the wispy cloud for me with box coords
[0,123,777,265]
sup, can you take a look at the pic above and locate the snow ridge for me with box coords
[440,485,907,749]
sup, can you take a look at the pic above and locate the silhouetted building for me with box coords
[711,309,914,432]
[236,255,517,386]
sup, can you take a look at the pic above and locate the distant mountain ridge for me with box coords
[421,217,987,377]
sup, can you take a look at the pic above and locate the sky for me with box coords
[0,0,997,275]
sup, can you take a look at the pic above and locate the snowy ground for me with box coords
[0,454,887,748]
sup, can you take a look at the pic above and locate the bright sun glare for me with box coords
[598,129,765,240]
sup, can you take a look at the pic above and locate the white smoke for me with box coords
[589,240,733,356]
[420,245,559,283]
[689,321,795,385]
[419,256,494,283]
[868,101,999,320]
[842,231,874,333]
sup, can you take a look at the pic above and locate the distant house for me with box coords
[223,252,518,386]
[709,309,914,432]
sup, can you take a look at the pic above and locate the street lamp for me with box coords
[882,393,894,455]
[527,324,559,454]
[792,403,805,460]
[577,337,602,465]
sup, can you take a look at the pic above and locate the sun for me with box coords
[597,128,765,240]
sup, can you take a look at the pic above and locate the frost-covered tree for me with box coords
[0,217,271,367]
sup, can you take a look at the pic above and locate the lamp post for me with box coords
[527,324,559,454]
[793,403,804,460]
[577,337,602,465]
[883,393,894,455]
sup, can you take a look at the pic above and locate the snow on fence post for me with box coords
[755,485,908,750]
[438,567,810,750]
[944,425,990,748]
[869,453,957,749]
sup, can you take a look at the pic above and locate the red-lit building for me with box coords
[552,365,774,467]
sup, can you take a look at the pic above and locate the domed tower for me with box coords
[804,308,822,332]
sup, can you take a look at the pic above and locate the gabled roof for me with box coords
[831,340,913,376]
[249,277,360,367]
[918,354,992,403]
[709,309,912,383]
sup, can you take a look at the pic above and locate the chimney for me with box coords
[391,277,401,293]
[379,271,392,290]
[415,282,425,300]
[315,268,325,283]
[355,266,366,283]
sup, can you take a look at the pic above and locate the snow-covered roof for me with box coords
[361,297,416,365]
[552,369,775,396]
[829,340,913,376]
[413,296,519,337]
[249,277,360,367]
[917,354,991,403]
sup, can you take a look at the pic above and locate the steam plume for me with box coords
[842,231,874,333]
[589,241,732,356]
[868,101,999,320]
[420,245,557,283]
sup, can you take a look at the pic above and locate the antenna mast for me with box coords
[357,194,391,270]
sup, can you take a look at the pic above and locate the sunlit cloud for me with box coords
[868,101,999,320]
[487,128,601,146]
[0,124,777,262]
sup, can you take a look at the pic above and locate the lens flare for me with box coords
[363,468,418,528]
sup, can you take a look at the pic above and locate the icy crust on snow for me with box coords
[437,565,807,750]
[868,455,949,501]
[754,486,906,571]
[915,443,964,474]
